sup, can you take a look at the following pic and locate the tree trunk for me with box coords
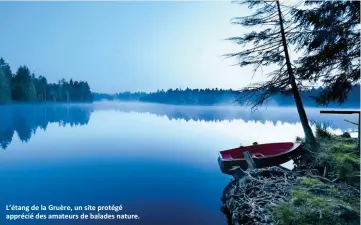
[66,92,69,103]
[276,1,316,145]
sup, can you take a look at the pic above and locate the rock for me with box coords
[341,132,351,138]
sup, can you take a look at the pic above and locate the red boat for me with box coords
[218,142,302,174]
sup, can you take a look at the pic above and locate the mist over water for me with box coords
[0,102,357,150]
[93,101,357,133]
[0,102,358,225]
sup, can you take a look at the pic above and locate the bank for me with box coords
[221,129,360,225]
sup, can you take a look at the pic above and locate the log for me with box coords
[229,166,247,180]
[228,166,250,187]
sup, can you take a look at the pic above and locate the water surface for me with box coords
[0,102,357,225]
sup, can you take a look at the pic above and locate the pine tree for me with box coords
[225,0,316,144]
[292,1,360,105]
[0,68,11,103]
[12,66,37,101]
[0,58,12,103]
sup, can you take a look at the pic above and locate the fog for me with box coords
[92,101,359,134]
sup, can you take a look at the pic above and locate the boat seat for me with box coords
[252,153,264,158]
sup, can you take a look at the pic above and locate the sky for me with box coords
[0,1,275,93]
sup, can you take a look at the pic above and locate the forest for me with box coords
[0,58,93,103]
[2,53,359,108]
[93,85,360,108]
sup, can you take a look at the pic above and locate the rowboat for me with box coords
[218,142,302,174]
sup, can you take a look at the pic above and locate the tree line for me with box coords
[93,85,360,108]
[0,58,93,103]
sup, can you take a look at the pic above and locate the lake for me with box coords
[0,102,358,225]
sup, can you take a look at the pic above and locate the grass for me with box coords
[316,133,360,181]
[271,121,360,225]
[311,119,334,139]
[300,177,322,186]
[300,120,360,183]
[270,178,360,225]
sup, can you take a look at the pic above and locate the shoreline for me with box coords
[220,134,360,225]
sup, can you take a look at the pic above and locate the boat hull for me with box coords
[218,142,302,174]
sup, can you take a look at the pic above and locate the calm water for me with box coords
[0,102,358,225]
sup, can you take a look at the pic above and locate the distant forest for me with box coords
[94,85,360,108]
[1,103,357,149]
[0,58,92,103]
[1,57,359,108]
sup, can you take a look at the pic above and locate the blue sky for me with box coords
[0,1,267,93]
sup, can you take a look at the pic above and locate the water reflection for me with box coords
[93,101,357,130]
[0,102,357,150]
[0,104,92,149]
[0,102,358,225]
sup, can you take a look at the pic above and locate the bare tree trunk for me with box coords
[276,1,316,145]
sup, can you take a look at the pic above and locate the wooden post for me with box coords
[243,151,256,170]
[357,113,361,150]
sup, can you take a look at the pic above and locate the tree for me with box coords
[0,58,12,103]
[12,66,37,102]
[32,74,48,101]
[0,68,11,103]
[0,58,12,83]
[0,56,94,103]
[292,1,360,105]
[225,0,316,144]
[38,76,48,101]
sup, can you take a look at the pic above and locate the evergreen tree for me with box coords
[225,0,316,144]
[0,57,93,103]
[12,66,37,102]
[292,1,360,105]
[32,74,48,101]
[0,58,12,84]
[0,68,11,103]
[0,58,12,103]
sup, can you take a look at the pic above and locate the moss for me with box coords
[271,203,294,225]
[333,153,359,165]
[258,121,360,224]
[340,143,357,151]
[330,142,358,154]
[300,177,322,186]
[310,196,325,205]
[291,189,310,205]
[330,187,340,194]
[271,185,360,225]
[333,153,360,178]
